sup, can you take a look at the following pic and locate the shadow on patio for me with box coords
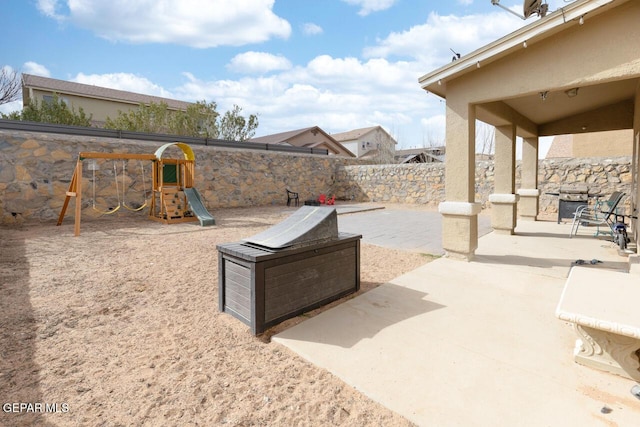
[274,219,640,426]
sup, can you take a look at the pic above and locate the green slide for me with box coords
[183,187,215,226]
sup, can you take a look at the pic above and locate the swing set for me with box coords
[87,158,150,215]
[58,142,209,236]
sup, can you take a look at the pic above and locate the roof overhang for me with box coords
[419,0,620,98]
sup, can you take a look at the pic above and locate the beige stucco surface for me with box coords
[424,0,640,258]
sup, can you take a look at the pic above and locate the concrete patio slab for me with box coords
[337,206,492,255]
[273,220,640,426]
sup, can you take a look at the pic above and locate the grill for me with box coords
[557,184,589,223]
[217,206,361,335]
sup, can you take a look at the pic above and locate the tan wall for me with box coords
[572,130,634,157]
[447,1,640,136]
[28,89,182,125]
[457,2,640,101]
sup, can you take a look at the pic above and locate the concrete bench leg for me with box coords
[574,324,640,381]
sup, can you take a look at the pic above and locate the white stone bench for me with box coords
[556,266,640,381]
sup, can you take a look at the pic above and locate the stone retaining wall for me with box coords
[333,157,633,213]
[0,129,633,224]
[0,130,354,224]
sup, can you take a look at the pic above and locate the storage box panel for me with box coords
[223,259,252,322]
[264,247,357,322]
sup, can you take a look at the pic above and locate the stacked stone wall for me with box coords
[334,157,633,212]
[0,129,633,224]
[0,130,355,224]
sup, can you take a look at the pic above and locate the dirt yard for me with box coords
[0,204,432,426]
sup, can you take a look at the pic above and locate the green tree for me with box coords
[104,101,171,134]
[218,105,259,141]
[104,100,257,141]
[2,93,92,126]
[169,100,219,138]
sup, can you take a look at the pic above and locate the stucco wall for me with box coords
[0,129,633,224]
[572,130,634,158]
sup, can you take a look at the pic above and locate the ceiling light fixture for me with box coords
[540,91,549,101]
[523,40,528,48]
[565,87,579,98]
[579,16,584,25]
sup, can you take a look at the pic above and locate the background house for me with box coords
[22,74,191,127]
[249,126,354,157]
[332,126,397,162]
[395,146,445,164]
[546,129,633,158]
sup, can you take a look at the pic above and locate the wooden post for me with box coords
[57,164,78,226]
[74,159,82,236]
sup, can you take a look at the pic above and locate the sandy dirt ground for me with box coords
[0,204,433,426]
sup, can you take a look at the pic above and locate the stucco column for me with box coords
[438,102,480,260]
[517,137,540,221]
[489,124,517,234]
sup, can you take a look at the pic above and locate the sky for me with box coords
[1,0,574,153]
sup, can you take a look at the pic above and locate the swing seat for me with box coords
[122,201,147,212]
[92,204,121,215]
[122,160,149,212]
[92,161,122,215]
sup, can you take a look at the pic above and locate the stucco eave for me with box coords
[418,0,620,98]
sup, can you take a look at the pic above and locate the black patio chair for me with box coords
[286,189,299,207]
[569,191,624,238]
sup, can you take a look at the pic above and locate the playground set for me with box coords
[57,142,215,236]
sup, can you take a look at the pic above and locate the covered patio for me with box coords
[419,0,639,260]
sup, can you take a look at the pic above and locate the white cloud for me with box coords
[38,0,291,48]
[36,0,63,18]
[457,0,473,5]
[420,114,446,147]
[23,62,51,77]
[363,11,523,69]
[342,0,398,16]
[0,99,22,115]
[73,72,175,98]
[174,53,436,142]
[227,52,292,74]
[29,5,551,149]
[302,23,323,36]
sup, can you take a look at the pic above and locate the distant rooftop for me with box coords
[22,74,192,111]
[332,126,381,142]
[249,127,317,145]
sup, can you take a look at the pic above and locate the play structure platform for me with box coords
[57,142,215,235]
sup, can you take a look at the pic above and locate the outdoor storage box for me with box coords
[217,206,361,334]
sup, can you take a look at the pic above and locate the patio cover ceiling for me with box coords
[418,0,637,138]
